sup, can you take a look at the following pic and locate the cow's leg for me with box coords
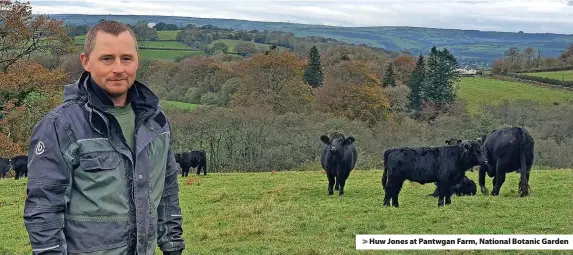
[479,165,488,195]
[437,183,448,207]
[15,169,20,180]
[327,171,335,195]
[337,170,351,196]
[203,164,207,176]
[491,170,506,196]
[518,170,531,197]
[391,180,404,207]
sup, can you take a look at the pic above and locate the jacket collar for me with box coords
[64,71,165,135]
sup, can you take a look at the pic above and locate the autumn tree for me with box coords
[230,51,313,114]
[316,60,391,126]
[408,55,425,112]
[0,61,68,155]
[0,1,72,72]
[303,46,324,88]
[392,55,416,85]
[382,63,396,87]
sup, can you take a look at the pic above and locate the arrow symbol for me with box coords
[362,239,367,244]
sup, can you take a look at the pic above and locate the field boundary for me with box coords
[489,74,573,92]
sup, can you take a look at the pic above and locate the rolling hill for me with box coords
[46,14,573,68]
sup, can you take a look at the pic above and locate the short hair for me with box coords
[84,20,139,57]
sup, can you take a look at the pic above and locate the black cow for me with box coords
[382,140,487,207]
[320,132,358,196]
[0,157,10,178]
[479,127,534,197]
[175,150,207,177]
[428,176,477,197]
[11,155,28,180]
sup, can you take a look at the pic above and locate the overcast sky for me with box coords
[28,0,573,34]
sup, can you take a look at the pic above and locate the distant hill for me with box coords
[46,14,573,68]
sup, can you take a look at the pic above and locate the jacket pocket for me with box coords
[79,151,122,172]
[65,217,130,254]
[69,150,130,217]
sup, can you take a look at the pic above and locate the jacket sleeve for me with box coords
[157,146,186,253]
[24,114,73,255]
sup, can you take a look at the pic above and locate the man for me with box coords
[23,21,185,255]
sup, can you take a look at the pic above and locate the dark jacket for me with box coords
[23,71,185,255]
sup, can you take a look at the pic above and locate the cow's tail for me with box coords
[518,127,531,196]
[381,150,389,189]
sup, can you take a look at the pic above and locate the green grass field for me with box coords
[209,39,286,53]
[1,168,571,254]
[458,77,573,113]
[524,70,573,81]
[160,100,199,111]
[157,30,179,41]
[139,49,203,61]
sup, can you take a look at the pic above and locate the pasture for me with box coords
[524,70,573,81]
[458,77,573,113]
[1,168,571,254]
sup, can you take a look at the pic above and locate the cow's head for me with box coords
[461,140,487,167]
[320,133,355,154]
[174,153,182,163]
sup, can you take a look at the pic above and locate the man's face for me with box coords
[80,31,139,101]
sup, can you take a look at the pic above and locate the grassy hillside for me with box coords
[524,70,573,81]
[50,14,573,68]
[1,169,571,254]
[458,77,573,112]
[73,31,281,60]
[208,39,287,53]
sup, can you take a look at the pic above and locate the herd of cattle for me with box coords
[0,126,535,209]
[320,126,535,208]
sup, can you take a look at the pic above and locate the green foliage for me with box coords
[303,46,324,88]
[422,47,460,105]
[220,78,243,106]
[131,20,158,41]
[382,63,396,87]
[200,92,222,106]
[408,55,425,112]
[209,41,229,54]
[234,41,259,57]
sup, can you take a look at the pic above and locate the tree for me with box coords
[234,41,258,57]
[303,46,324,88]
[230,52,313,114]
[392,55,416,85]
[0,1,72,72]
[315,59,390,125]
[0,61,69,155]
[408,55,425,112]
[382,63,396,87]
[133,20,158,41]
[422,47,459,105]
[210,41,229,54]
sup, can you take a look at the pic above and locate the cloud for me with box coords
[28,0,573,34]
